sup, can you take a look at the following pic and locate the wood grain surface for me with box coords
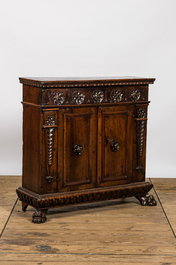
[0,176,176,264]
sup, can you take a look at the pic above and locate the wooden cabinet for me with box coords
[16,77,157,223]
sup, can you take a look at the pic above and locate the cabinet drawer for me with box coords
[58,107,97,192]
[97,106,134,187]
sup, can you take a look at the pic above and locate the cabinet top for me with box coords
[19,76,155,88]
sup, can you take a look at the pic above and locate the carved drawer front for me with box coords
[58,107,97,192]
[97,106,134,187]
[42,85,148,106]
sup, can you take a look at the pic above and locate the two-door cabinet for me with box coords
[16,77,157,223]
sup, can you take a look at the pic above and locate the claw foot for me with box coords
[32,210,47,223]
[136,195,157,206]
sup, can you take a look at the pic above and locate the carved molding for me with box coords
[21,80,154,88]
[16,182,153,209]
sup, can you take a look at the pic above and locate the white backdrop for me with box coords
[0,0,176,177]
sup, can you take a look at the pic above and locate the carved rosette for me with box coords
[71,91,85,105]
[45,115,55,126]
[110,89,123,103]
[47,91,65,105]
[130,88,141,101]
[137,109,146,119]
[92,89,104,103]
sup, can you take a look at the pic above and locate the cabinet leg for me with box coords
[135,194,157,206]
[32,210,48,224]
[22,202,28,212]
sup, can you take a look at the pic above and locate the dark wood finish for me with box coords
[136,195,157,206]
[57,107,97,192]
[97,105,134,187]
[16,181,154,209]
[16,77,156,223]
[32,210,48,224]
[22,201,28,212]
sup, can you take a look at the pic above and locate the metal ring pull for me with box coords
[73,144,83,155]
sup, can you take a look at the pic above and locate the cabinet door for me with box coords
[58,107,97,192]
[97,106,134,187]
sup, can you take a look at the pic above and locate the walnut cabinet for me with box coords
[16,77,157,223]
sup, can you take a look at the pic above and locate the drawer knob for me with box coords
[107,138,120,152]
[73,144,83,155]
[111,141,120,152]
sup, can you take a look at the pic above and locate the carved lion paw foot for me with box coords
[32,210,47,223]
[136,195,157,206]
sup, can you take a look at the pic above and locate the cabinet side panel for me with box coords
[22,105,40,193]
[23,85,41,105]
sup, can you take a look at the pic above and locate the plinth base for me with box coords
[16,181,157,223]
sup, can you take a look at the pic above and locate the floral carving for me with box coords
[110,89,123,103]
[92,89,104,103]
[71,91,85,105]
[45,115,55,126]
[47,91,65,105]
[130,88,141,101]
[137,109,146,118]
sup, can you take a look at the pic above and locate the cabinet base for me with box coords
[16,181,156,223]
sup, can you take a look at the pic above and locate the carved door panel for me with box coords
[97,105,135,187]
[58,107,97,192]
